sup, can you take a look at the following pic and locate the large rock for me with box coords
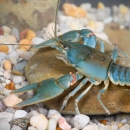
[25,23,130,115]
[0,0,58,31]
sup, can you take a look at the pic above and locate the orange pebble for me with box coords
[4,60,12,70]
[99,120,109,125]
[5,81,15,90]
[19,39,32,51]
[25,30,36,40]
[20,29,29,40]
[56,127,62,130]
[0,45,9,54]
[63,3,87,18]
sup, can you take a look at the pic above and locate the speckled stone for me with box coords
[10,117,29,130]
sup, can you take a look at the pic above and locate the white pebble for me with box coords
[0,122,10,130]
[71,128,79,130]
[4,70,11,80]
[0,112,13,122]
[80,3,92,11]
[0,71,4,76]
[13,76,25,84]
[38,107,48,116]
[47,118,57,130]
[8,51,19,60]
[11,27,20,41]
[5,107,15,113]
[50,113,62,121]
[15,84,22,89]
[0,52,7,62]
[30,114,48,130]
[21,81,29,87]
[16,49,35,60]
[119,124,130,130]
[28,126,37,130]
[103,17,113,24]
[11,125,22,130]
[82,125,98,130]
[0,35,7,43]
[5,79,11,84]
[13,110,27,119]
[48,109,60,118]
[95,21,104,32]
[0,67,4,72]
[2,26,11,34]
[32,37,45,45]
[27,110,39,119]
[72,114,90,129]
[3,88,12,96]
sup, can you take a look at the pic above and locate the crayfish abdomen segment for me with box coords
[109,63,130,86]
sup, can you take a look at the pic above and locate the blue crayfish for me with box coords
[9,0,130,115]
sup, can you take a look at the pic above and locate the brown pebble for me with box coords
[19,39,32,51]
[63,3,87,18]
[5,81,15,90]
[56,126,62,130]
[4,60,12,70]
[99,119,109,125]
[20,29,29,40]
[11,70,23,76]
[0,45,9,54]
[25,30,36,40]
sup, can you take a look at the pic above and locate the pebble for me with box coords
[11,125,22,130]
[71,128,79,130]
[11,27,20,41]
[119,4,129,15]
[16,49,35,60]
[58,117,71,130]
[13,75,25,84]
[119,124,130,130]
[13,60,27,74]
[6,35,17,44]
[4,60,12,70]
[27,110,39,119]
[5,107,15,113]
[72,114,90,129]
[13,110,28,119]
[47,118,57,130]
[0,122,11,130]
[30,114,48,130]
[5,81,15,90]
[63,3,87,18]
[48,109,60,118]
[0,112,13,122]
[25,30,36,40]
[0,45,9,54]
[0,27,4,35]
[80,3,92,11]
[0,52,7,62]
[19,39,32,51]
[3,94,22,107]
[83,125,98,130]
[50,113,62,121]
[97,2,105,9]
[28,126,38,130]
[2,26,11,34]
[3,88,12,96]
[0,35,6,43]
[0,101,6,112]
[103,16,113,24]
[4,70,11,80]
[20,29,29,40]
[38,107,48,116]
[32,37,45,45]
[10,117,29,129]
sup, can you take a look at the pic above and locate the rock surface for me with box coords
[25,23,130,115]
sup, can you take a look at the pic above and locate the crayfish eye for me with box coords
[63,45,69,50]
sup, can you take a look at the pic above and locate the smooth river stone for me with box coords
[25,23,130,115]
